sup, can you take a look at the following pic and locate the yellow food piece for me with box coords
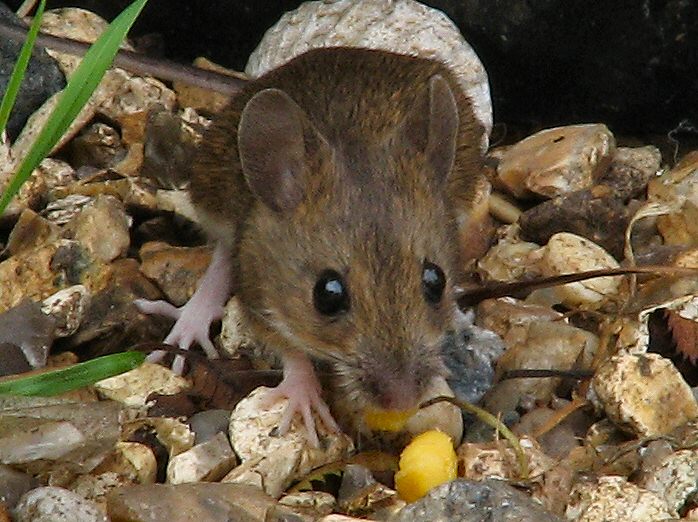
[394,429,457,502]
[363,407,418,432]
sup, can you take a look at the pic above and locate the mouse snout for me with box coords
[376,388,418,411]
[365,373,422,411]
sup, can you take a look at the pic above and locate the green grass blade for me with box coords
[0,351,146,396]
[0,0,46,135]
[0,0,148,214]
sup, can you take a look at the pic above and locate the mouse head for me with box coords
[236,74,465,412]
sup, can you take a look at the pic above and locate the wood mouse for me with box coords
[136,46,488,446]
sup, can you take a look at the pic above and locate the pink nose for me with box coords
[375,380,419,411]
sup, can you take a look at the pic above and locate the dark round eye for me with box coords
[422,261,446,304]
[313,269,350,316]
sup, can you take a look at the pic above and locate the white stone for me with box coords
[95,362,190,408]
[591,353,698,437]
[638,449,698,513]
[539,232,621,310]
[246,0,491,149]
[226,387,353,498]
[565,476,674,521]
[14,486,108,522]
[167,432,236,484]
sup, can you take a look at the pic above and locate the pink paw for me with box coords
[263,352,339,448]
[135,242,232,375]
[134,297,223,375]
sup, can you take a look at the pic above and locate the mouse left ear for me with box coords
[402,75,459,184]
[425,75,459,183]
[238,88,311,213]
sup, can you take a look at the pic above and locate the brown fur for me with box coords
[189,47,486,411]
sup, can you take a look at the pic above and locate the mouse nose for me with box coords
[373,379,420,411]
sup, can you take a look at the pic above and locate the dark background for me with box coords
[5,0,698,151]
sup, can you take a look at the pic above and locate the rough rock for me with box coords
[591,352,698,437]
[565,476,674,521]
[0,396,122,475]
[637,448,698,514]
[442,311,504,409]
[106,483,274,522]
[538,232,621,310]
[0,4,65,140]
[65,195,132,263]
[485,319,597,414]
[278,491,337,520]
[138,242,211,306]
[41,285,90,338]
[0,300,55,371]
[0,464,36,510]
[188,409,232,444]
[457,436,555,482]
[496,124,615,199]
[226,387,353,498]
[69,122,125,170]
[13,487,107,522]
[95,362,190,408]
[166,432,236,484]
[649,151,698,246]
[5,209,59,256]
[391,478,564,521]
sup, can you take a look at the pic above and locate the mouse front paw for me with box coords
[263,351,340,448]
[134,242,232,375]
[135,297,223,374]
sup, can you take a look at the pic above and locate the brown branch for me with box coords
[457,265,698,308]
[0,20,247,96]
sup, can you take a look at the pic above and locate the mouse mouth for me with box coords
[363,406,419,432]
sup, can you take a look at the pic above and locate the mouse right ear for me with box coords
[238,88,310,213]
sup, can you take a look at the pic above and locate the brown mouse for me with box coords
[136,46,487,446]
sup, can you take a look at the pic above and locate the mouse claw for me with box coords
[264,351,339,448]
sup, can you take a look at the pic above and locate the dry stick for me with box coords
[16,0,39,17]
[531,397,588,440]
[0,20,247,96]
[457,265,698,308]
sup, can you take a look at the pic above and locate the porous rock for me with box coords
[496,124,615,199]
[591,352,698,437]
[391,478,563,521]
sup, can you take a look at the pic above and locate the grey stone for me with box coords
[14,486,108,522]
[0,3,65,140]
[391,478,563,522]
[0,464,36,509]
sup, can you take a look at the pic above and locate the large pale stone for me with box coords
[591,353,698,437]
[246,0,491,149]
[497,124,615,198]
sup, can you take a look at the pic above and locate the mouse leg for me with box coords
[263,350,339,448]
[134,241,232,375]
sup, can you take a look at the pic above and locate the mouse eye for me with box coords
[313,269,350,316]
[422,261,446,304]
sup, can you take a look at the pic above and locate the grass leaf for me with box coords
[0,351,146,396]
[0,0,148,214]
[0,0,46,135]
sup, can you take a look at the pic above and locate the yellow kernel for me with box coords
[363,407,418,432]
[394,429,457,502]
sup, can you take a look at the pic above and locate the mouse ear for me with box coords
[427,75,459,182]
[238,88,310,212]
[403,75,459,184]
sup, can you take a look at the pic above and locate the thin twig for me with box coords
[457,265,698,308]
[0,20,247,95]
[16,0,38,17]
